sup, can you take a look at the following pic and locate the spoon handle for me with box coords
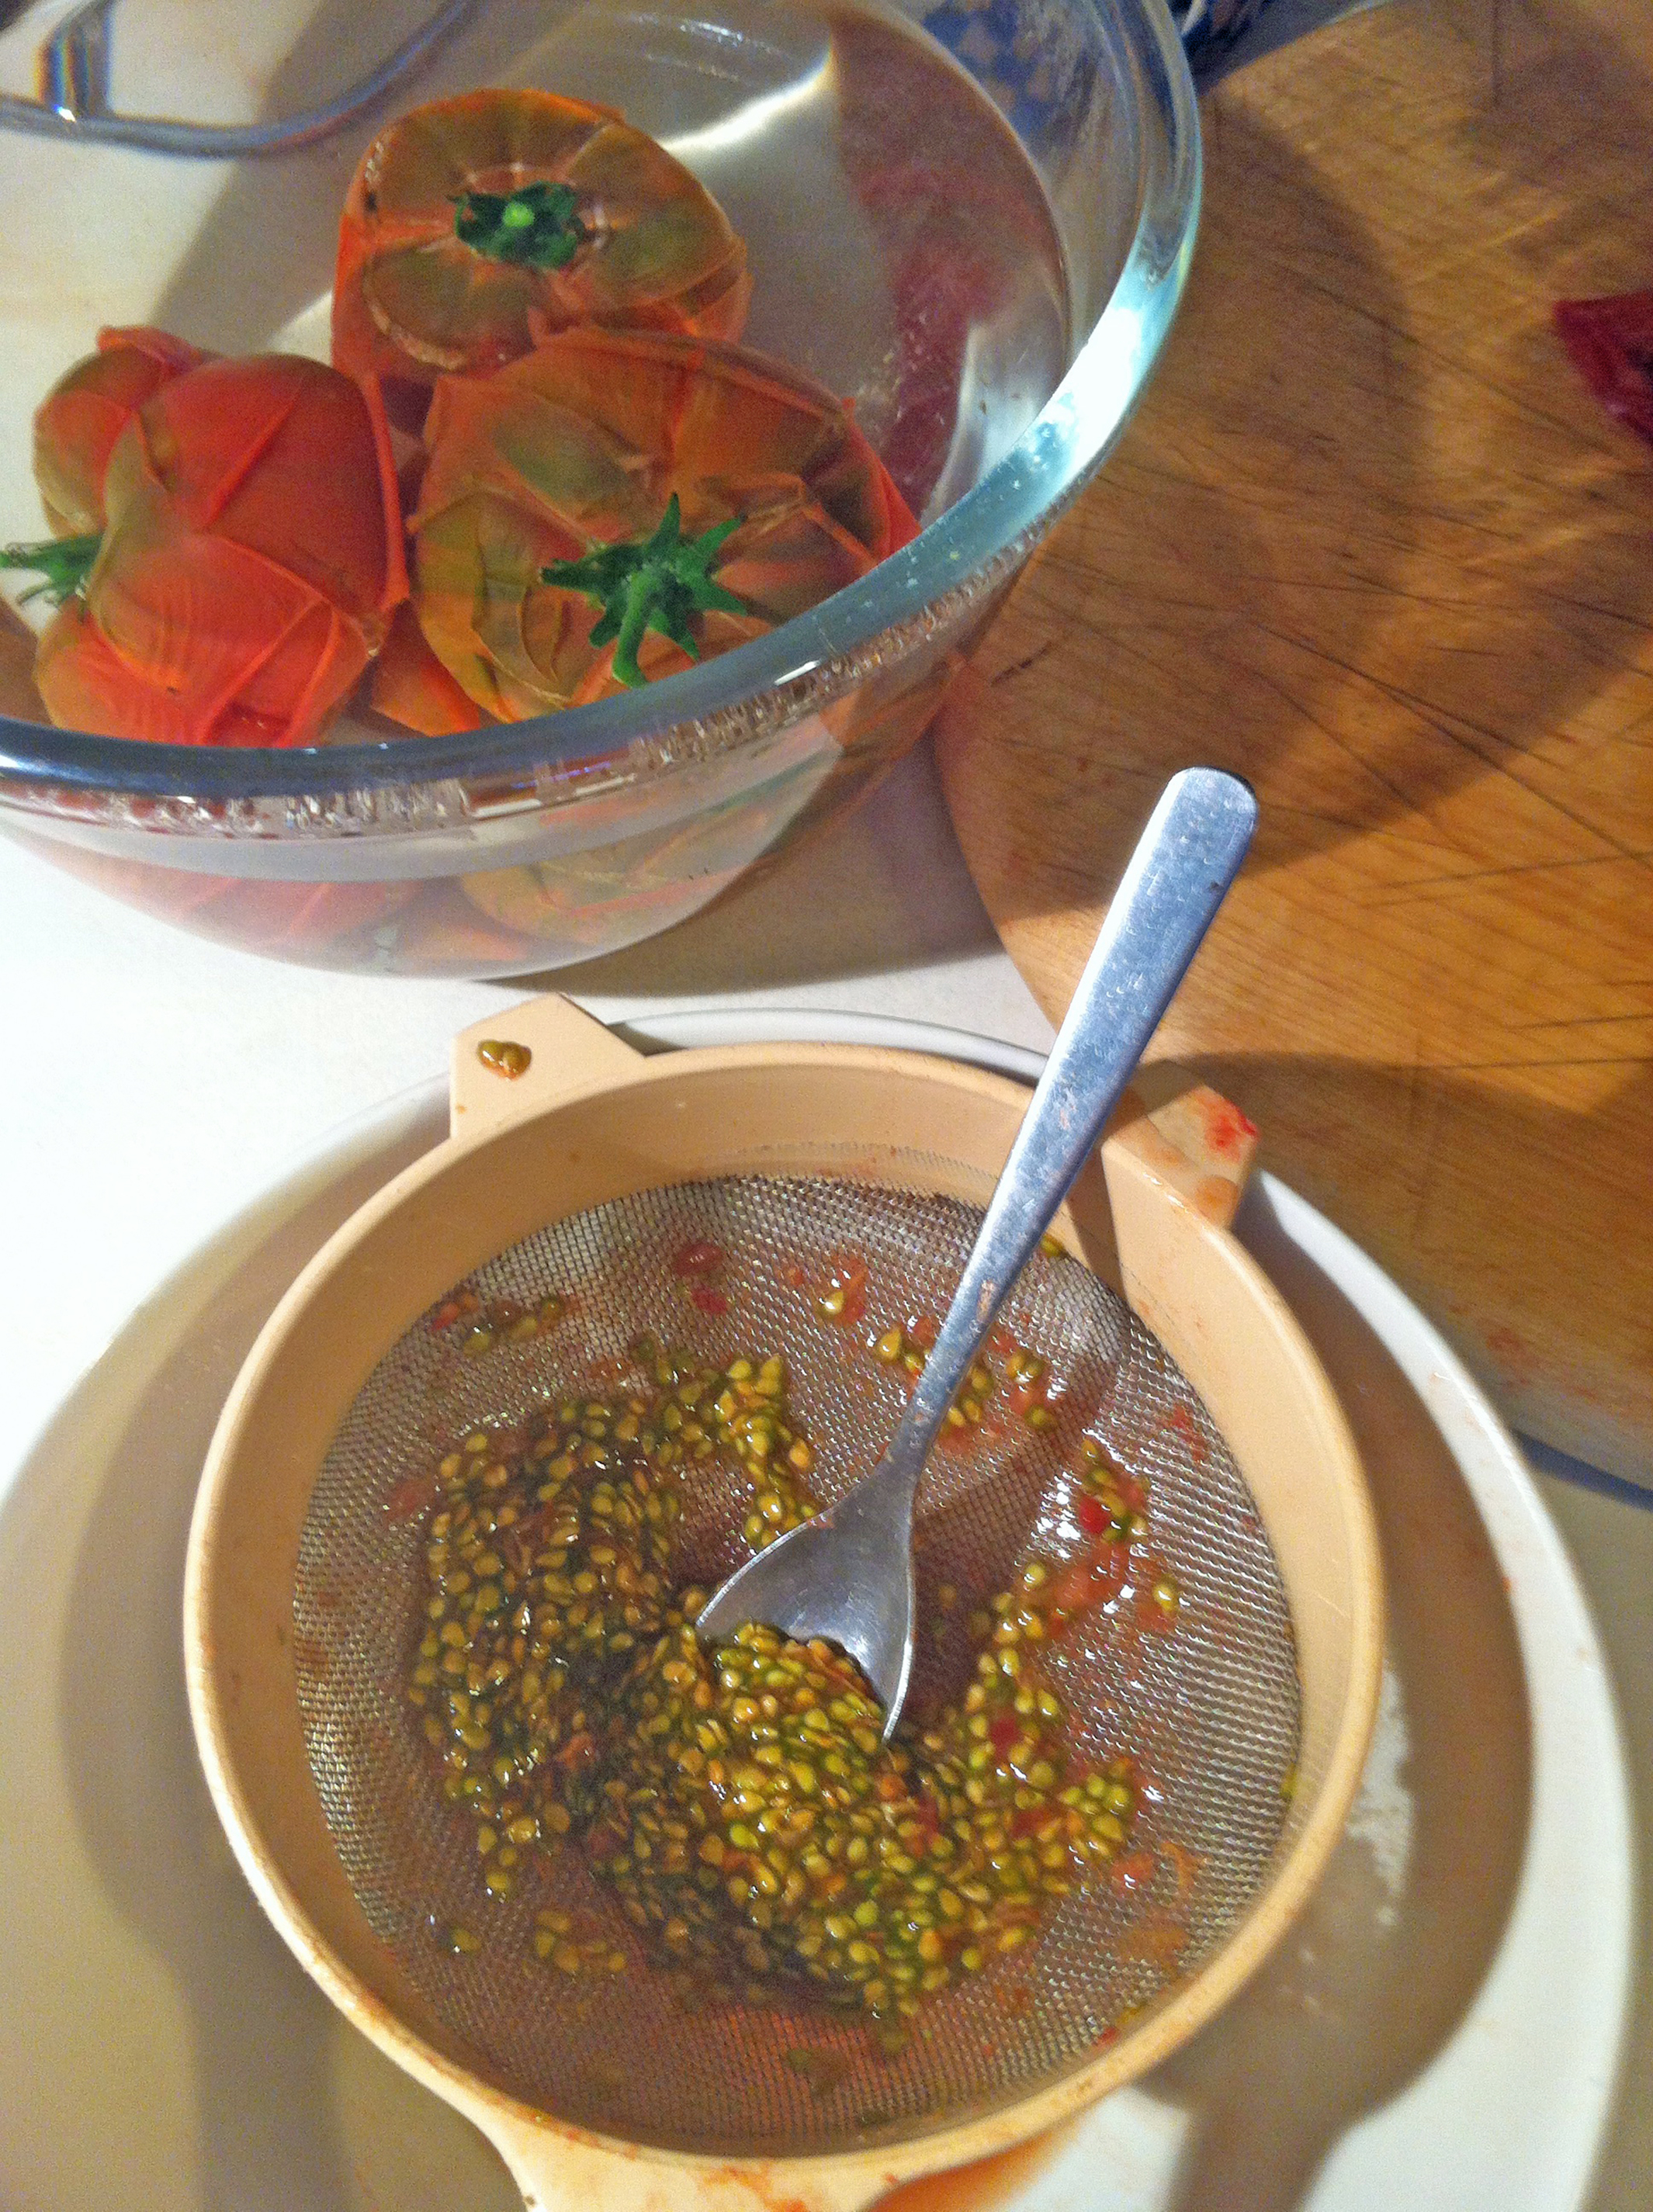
[882,767,1258,1492]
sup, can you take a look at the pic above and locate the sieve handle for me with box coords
[449,995,645,1141]
[483,2112,906,2211]
[1103,1064,1260,1231]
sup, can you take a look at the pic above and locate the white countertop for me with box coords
[0,742,1053,1466]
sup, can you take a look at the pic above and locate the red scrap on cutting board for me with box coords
[1554,290,1653,447]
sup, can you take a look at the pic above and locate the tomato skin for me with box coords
[33,353,400,748]
[1555,291,1653,446]
[33,326,210,536]
[369,602,490,735]
[400,327,917,729]
[332,88,751,429]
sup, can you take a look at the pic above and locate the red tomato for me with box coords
[33,325,210,535]
[26,352,403,746]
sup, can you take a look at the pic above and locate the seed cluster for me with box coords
[1076,1439,1179,1620]
[429,1286,568,1356]
[871,1324,1060,1437]
[872,1324,1003,1437]
[404,1331,1157,2030]
[592,1608,1136,2027]
[408,1348,821,1899]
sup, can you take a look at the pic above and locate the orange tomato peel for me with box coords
[333,88,750,436]
[398,326,918,729]
[32,326,211,537]
[15,351,404,747]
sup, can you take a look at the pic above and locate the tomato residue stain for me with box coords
[1119,1918,1188,1967]
[1048,1540,1128,1624]
[672,1240,725,1278]
[1161,1835,1202,1900]
[1160,1404,1207,1463]
[1483,1321,1538,1386]
[1110,1847,1157,1896]
[1197,1092,1257,1159]
[816,1251,870,1327]
[384,1472,438,1523]
[874,2122,1075,2211]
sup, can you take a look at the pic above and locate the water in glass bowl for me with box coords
[0,0,1163,978]
[237,0,1075,528]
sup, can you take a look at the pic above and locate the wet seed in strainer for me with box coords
[405,1383,1146,2026]
[294,1176,1298,2158]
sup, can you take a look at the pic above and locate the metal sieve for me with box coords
[185,997,1382,2211]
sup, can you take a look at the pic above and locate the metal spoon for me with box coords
[695,766,1259,1735]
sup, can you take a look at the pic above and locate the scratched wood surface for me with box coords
[937,0,1653,1481]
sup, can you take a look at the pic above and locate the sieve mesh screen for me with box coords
[295,1175,1298,2156]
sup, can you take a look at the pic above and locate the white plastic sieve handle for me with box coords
[481,2108,914,2212]
[449,996,646,1141]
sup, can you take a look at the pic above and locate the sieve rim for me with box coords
[184,1026,1384,2203]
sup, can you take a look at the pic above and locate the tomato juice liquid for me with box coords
[614,0,1076,521]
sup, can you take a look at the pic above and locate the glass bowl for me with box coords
[0,0,1198,977]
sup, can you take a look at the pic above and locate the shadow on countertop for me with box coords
[1139,1182,1533,2212]
[0,1094,519,2212]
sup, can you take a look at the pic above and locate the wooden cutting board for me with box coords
[937,0,1652,1482]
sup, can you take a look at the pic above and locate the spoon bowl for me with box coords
[693,765,1259,1728]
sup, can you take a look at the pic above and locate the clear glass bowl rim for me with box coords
[0,0,1200,805]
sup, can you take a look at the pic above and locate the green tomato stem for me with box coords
[0,531,102,606]
[542,496,750,691]
[453,181,587,270]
